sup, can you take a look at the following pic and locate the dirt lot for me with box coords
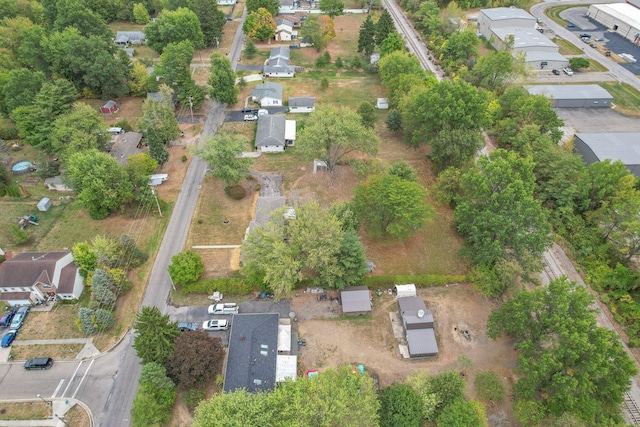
[293,284,518,423]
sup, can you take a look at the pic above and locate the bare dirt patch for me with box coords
[294,283,518,422]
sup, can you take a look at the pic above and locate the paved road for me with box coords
[531,0,640,92]
[90,10,249,427]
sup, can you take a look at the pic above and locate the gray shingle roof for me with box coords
[224,313,279,393]
[341,286,372,313]
[256,115,286,147]
[288,97,315,108]
[251,82,283,101]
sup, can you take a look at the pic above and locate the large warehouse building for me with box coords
[587,3,640,44]
[574,133,640,175]
[478,8,569,69]
[526,84,614,108]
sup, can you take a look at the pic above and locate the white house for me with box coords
[114,31,146,46]
[288,97,315,113]
[256,115,287,153]
[275,18,297,41]
[263,46,295,77]
[0,251,85,305]
[251,82,284,107]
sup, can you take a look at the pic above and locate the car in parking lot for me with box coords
[242,107,258,113]
[244,114,258,121]
[202,319,229,331]
[177,322,198,332]
[0,309,16,328]
[1,330,17,348]
[590,43,597,48]
[9,306,29,330]
[24,357,53,370]
[567,23,576,28]
[595,37,604,42]
[582,37,591,43]
[563,67,574,76]
[552,69,560,75]
[580,33,592,38]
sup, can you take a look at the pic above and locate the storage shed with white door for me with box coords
[395,284,417,298]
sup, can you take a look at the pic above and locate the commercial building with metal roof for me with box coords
[526,84,613,108]
[587,3,640,44]
[574,133,640,175]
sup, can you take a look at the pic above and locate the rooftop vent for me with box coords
[418,309,425,318]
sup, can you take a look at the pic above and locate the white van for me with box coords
[107,127,125,135]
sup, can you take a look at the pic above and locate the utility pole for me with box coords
[188,96,194,123]
[151,187,162,217]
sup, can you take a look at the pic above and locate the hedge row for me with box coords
[183,278,254,296]
[362,274,468,288]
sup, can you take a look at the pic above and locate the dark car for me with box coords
[177,322,198,332]
[552,69,560,75]
[24,357,53,370]
[241,107,258,113]
[289,44,300,49]
[580,33,592,38]
[0,309,16,328]
[567,23,576,28]
[1,331,16,348]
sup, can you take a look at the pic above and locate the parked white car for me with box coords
[208,303,239,315]
[244,114,258,121]
[563,67,573,76]
[202,319,229,331]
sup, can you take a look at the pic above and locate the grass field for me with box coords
[600,82,640,117]
[553,37,583,55]
[10,343,84,361]
[585,58,607,72]
[0,402,49,420]
[545,5,579,27]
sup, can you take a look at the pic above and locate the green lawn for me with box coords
[599,82,640,117]
[553,37,583,55]
[585,59,607,72]
[545,5,580,27]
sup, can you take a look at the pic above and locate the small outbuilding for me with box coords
[100,100,118,115]
[37,197,52,212]
[340,286,372,315]
[398,296,439,358]
[526,84,613,108]
[394,284,417,298]
[574,132,640,176]
[376,98,389,109]
[288,97,315,113]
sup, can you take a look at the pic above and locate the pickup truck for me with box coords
[207,303,239,315]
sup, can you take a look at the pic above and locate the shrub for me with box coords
[183,388,206,411]
[92,309,116,332]
[0,124,19,140]
[9,224,29,245]
[629,337,640,348]
[182,155,187,162]
[115,119,133,132]
[77,307,97,334]
[474,371,505,404]
[225,184,247,200]
[320,77,329,90]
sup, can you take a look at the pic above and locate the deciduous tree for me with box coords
[167,331,224,389]
[467,49,525,92]
[154,40,203,107]
[353,173,433,239]
[488,277,638,422]
[402,79,487,147]
[454,149,551,269]
[196,132,253,186]
[246,0,279,16]
[428,128,485,172]
[133,306,181,365]
[131,362,176,427]
[436,399,487,427]
[66,149,133,219]
[569,56,590,70]
[319,0,343,17]
[242,7,276,41]
[138,85,180,143]
[168,250,204,287]
[208,52,238,105]
[194,0,226,47]
[50,102,109,159]
[357,100,377,128]
[194,390,272,426]
[406,370,466,421]
[379,384,423,427]
[0,68,45,117]
[380,32,404,57]
[144,7,204,53]
[133,3,150,24]
[53,0,113,40]
[297,105,379,174]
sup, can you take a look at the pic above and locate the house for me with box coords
[279,0,297,14]
[397,296,439,358]
[224,313,279,392]
[218,0,236,4]
[0,251,85,305]
[100,100,118,115]
[478,7,568,69]
[114,31,146,46]
[340,286,372,315]
[526,85,613,108]
[288,97,315,113]
[275,18,297,41]
[251,82,284,107]
[256,115,288,153]
[573,133,640,176]
[109,132,143,166]
[44,176,73,192]
[263,46,295,77]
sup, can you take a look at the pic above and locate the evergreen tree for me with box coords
[357,15,376,57]
[375,10,395,46]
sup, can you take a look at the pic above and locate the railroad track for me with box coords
[541,249,564,284]
[625,392,640,425]
[381,0,441,79]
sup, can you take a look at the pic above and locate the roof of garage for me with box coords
[526,84,613,100]
[340,286,372,313]
[575,133,640,164]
